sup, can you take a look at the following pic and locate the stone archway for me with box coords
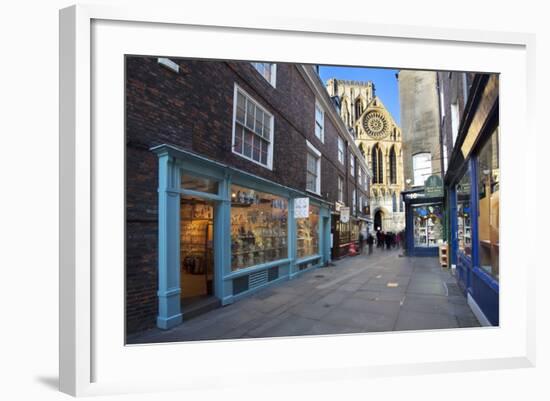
[374,209,384,232]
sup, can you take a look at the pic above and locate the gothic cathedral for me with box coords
[326,79,405,233]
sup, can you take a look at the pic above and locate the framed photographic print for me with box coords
[59,3,535,397]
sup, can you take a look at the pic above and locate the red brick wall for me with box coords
[125,56,367,334]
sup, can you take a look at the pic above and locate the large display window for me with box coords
[413,204,444,247]
[477,127,500,280]
[297,205,320,259]
[230,185,288,271]
[456,166,472,256]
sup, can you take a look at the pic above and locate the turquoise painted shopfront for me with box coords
[152,144,332,330]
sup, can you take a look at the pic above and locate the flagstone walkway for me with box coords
[127,247,480,344]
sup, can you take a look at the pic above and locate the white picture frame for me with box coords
[59,4,536,397]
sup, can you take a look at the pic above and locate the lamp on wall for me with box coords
[405,178,412,189]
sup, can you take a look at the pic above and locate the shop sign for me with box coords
[294,197,309,219]
[340,206,350,223]
[334,201,344,212]
[424,175,443,197]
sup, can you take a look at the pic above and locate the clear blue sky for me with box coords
[319,66,400,125]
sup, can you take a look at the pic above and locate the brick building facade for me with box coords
[126,57,370,336]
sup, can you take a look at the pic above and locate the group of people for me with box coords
[359,229,405,255]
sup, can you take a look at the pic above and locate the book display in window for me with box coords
[413,204,444,247]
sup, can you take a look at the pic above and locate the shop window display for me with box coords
[457,166,472,256]
[477,127,499,280]
[297,205,320,259]
[230,185,288,271]
[413,204,444,247]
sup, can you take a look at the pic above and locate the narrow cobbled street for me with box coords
[129,249,479,344]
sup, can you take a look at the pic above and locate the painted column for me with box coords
[288,197,297,277]
[220,174,233,305]
[156,153,182,329]
[449,187,458,268]
[469,157,480,295]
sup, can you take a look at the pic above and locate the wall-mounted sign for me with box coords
[340,207,350,223]
[294,197,309,219]
[424,175,443,197]
[334,201,344,212]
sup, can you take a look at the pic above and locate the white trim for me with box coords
[337,136,345,164]
[231,83,274,170]
[157,57,179,73]
[467,293,491,327]
[251,62,277,87]
[61,5,535,396]
[306,140,321,195]
[314,99,325,143]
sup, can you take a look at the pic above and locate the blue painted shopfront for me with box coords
[152,144,332,330]
[402,189,445,257]
[449,157,499,326]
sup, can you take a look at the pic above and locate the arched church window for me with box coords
[389,146,397,184]
[371,143,384,184]
[355,98,363,121]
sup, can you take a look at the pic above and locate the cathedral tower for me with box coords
[326,79,405,232]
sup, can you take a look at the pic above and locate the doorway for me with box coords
[180,196,218,317]
[374,210,383,232]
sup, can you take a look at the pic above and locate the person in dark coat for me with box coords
[385,232,392,250]
[366,233,374,255]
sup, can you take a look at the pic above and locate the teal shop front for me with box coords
[152,144,332,330]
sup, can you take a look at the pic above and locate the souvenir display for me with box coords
[296,205,319,259]
[413,204,444,247]
[230,185,288,271]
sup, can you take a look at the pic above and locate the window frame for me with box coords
[337,136,345,164]
[314,100,325,143]
[337,176,343,203]
[412,152,432,187]
[306,140,322,195]
[250,62,277,87]
[350,153,355,177]
[231,84,274,170]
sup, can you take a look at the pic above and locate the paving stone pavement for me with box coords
[127,248,481,344]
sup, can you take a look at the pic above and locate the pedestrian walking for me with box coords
[367,233,374,255]
[359,232,365,255]
[385,232,392,250]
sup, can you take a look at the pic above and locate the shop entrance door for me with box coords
[180,196,219,319]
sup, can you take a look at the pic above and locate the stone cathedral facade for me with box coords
[326,79,405,233]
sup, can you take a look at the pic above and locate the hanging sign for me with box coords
[340,206,350,223]
[424,175,444,197]
[294,197,309,219]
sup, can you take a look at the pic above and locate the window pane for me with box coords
[234,127,243,154]
[254,108,264,135]
[306,173,315,192]
[252,135,261,162]
[236,92,246,123]
[307,152,317,175]
[230,185,288,271]
[246,99,255,130]
[243,131,253,157]
[477,127,499,280]
[457,166,472,256]
[297,205,320,258]
[181,173,219,194]
[413,204,444,247]
[262,113,271,140]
